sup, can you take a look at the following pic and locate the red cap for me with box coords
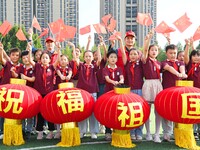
[45,37,54,42]
[125,31,136,38]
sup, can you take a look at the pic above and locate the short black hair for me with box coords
[21,50,29,58]
[190,50,200,60]
[165,44,177,52]
[106,50,117,58]
[9,48,21,56]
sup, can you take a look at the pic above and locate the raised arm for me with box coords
[53,42,61,69]
[99,35,107,61]
[184,38,190,65]
[141,30,154,63]
[68,41,76,60]
[0,43,7,65]
[116,35,126,65]
[96,43,102,66]
[27,43,35,67]
[86,35,91,51]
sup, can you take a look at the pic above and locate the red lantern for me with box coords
[40,87,95,124]
[155,86,200,124]
[0,84,42,119]
[155,80,200,150]
[94,88,150,130]
[94,86,150,148]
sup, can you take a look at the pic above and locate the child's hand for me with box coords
[67,41,75,47]
[98,35,104,43]
[112,81,119,86]
[115,35,122,41]
[66,75,70,81]
[185,38,190,46]
[0,43,4,50]
[60,74,66,80]
[55,42,61,49]
[28,28,33,37]
[26,43,32,51]
[181,73,188,79]
[10,67,16,73]
[119,79,124,84]
[88,35,92,42]
[20,73,26,80]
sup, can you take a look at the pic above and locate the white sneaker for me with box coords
[105,133,112,141]
[0,134,3,140]
[91,133,97,139]
[99,125,105,134]
[131,134,136,140]
[54,132,61,139]
[136,135,143,141]
[154,134,161,143]
[146,133,152,141]
[80,133,85,138]
[163,134,170,142]
[46,132,53,139]
[37,131,43,140]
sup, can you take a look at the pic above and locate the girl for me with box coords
[75,45,101,139]
[119,34,144,141]
[141,31,162,143]
[27,43,60,140]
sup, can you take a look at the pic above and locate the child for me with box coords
[184,38,200,140]
[34,49,42,63]
[161,44,187,141]
[27,43,60,140]
[68,42,81,87]
[141,31,163,143]
[102,50,124,140]
[75,45,101,139]
[119,34,144,141]
[0,43,22,84]
[55,55,72,89]
[18,50,35,140]
[177,51,184,62]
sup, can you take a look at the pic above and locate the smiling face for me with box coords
[40,53,50,66]
[10,52,20,64]
[124,36,135,48]
[45,41,55,51]
[84,51,93,64]
[148,45,159,59]
[129,49,139,62]
[60,55,69,67]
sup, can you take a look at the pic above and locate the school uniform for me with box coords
[161,59,185,140]
[33,63,55,132]
[142,57,163,142]
[186,61,200,88]
[0,61,22,85]
[18,65,34,87]
[77,62,99,135]
[55,66,72,89]
[69,60,80,87]
[103,65,123,93]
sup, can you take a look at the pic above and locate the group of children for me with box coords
[0,28,199,144]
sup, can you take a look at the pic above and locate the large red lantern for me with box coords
[0,78,42,146]
[40,82,95,147]
[94,86,150,148]
[155,80,200,149]
[40,86,94,124]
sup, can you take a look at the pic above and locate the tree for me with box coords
[0,24,42,53]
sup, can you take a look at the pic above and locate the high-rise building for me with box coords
[0,0,79,47]
[99,0,157,48]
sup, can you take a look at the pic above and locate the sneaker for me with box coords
[136,135,143,141]
[99,125,105,134]
[105,133,112,141]
[194,133,199,140]
[46,132,53,139]
[80,133,85,138]
[154,134,161,143]
[131,134,136,140]
[91,133,97,139]
[37,131,43,140]
[0,134,3,140]
[163,134,170,142]
[146,133,152,141]
[54,132,61,139]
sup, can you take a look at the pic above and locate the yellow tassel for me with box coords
[57,122,80,147]
[3,119,25,146]
[174,123,200,150]
[111,130,135,148]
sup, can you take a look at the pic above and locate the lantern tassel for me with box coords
[3,119,25,146]
[57,122,81,147]
[111,130,135,148]
[174,123,200,150]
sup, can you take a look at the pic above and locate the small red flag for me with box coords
[107,17,116,32]
[155,21,176,34]
[193,26,200,41]
[39,28,49,38]
[49,18,64,35]
[101,14,112,26]
[0,20,12,37]
[93,23,107,34]
[80,25,91,35]
[108,31,122,41]
[16,28,27,41]
[56,25,76,42]
[173,13,192,33]
[32,16,41,31]
[65,25,76,39]
[136,13,153,26]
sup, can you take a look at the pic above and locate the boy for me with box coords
[161,44,187,141]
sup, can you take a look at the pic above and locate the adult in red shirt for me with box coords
[45,37,58,64]
[116,30,136,75]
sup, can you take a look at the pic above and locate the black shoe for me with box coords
[194,133,199,140]
[25,131,31,140]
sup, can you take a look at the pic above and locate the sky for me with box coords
[79,0,200,48]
